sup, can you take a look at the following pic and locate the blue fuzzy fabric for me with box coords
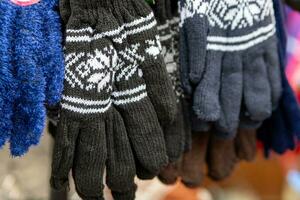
[257,0,300,156]
[7,0,64,156]
[0,1,18,149]
[42,0,65,106]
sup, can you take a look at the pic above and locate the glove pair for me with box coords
[50,0,177,199]
[179,0,282,138]
[0,0,64,156]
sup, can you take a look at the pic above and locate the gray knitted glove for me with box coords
[180,0,282,137]
[204,0,282,137]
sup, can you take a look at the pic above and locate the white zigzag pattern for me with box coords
[66,13,157,43]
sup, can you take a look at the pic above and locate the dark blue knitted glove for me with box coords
[257,0,300,156]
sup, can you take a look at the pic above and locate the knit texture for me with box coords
[110,0,177,128]
[106,108,136,200]
[51,4,117,198]
[52,1,169,198]
[180,0,282,138]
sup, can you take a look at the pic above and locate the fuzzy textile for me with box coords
[0,0,64,156]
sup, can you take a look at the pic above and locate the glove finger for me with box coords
[164,103,186,162]
[114,97,168,178]
[106,108,136,200]
[179,24,193,95]
[72,119,107,199]
[50,116,80,191]
[215,53,243,138]
[243,45,272,121]
[182,0,208,85]
[193,51,222,121]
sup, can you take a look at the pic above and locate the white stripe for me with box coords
[62,95,111,106]
[112,85,146,97]
[169,17,180,25]
[66,13,154,35]
[66,35,92,43]
[157,23,169,31]
[67,27,93,34]
[124,12,155,28]
[113,92,147,105]
[66,13,156,43]
[126,20,157,36]
[61,101,112,114]
[160,34,172,42]
[66,19,157,43]
[207,28,276,51]
[207,23,275,44]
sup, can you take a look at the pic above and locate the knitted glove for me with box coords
[51,1,167,198]
[0,0,17,148]
[50,3,117,197]
[50,2,119,198]
[105,108,137,200]
[195,0,282,138]
[257,0,300,156]
[152,0,185,164]
[111,0,177,128]
[152,0,191,184]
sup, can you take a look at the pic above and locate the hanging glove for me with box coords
[152,0,191,184]
[6,0,64,156]
[51,1,167,199]
[10,1,48,156]
[192,0,282,138]
[0,0,17,148]
[111,0,177,128]
[258,0,300,156]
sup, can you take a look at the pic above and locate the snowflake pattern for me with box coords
[179,0,209,27]
[145,35,162,59]
[64,46,117,93]
[116,43,145,82]
[208,0,273,30]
